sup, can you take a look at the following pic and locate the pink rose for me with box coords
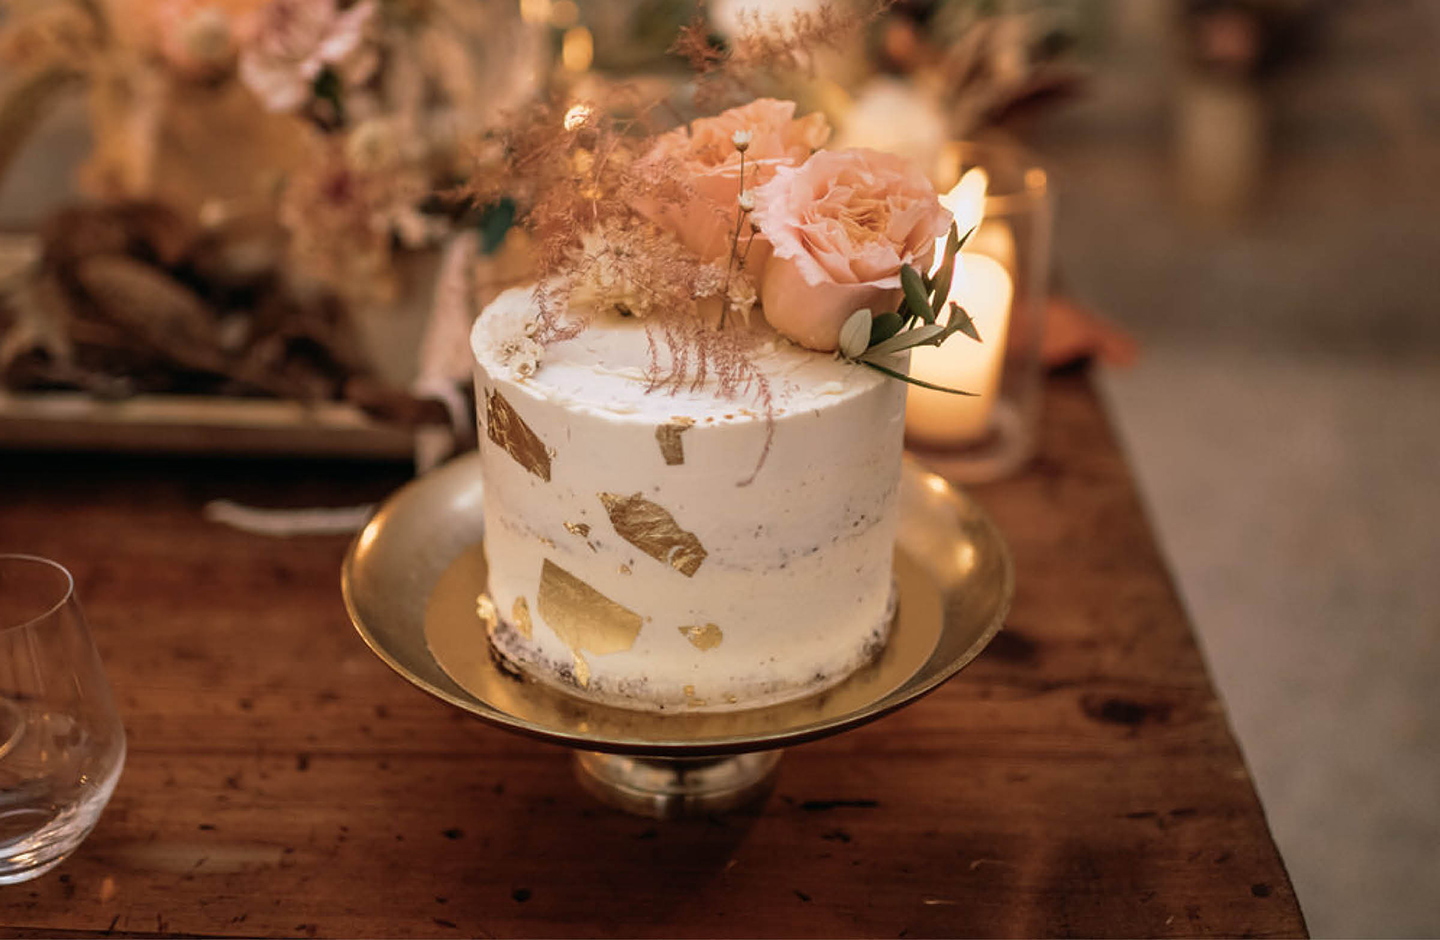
[237,0,376,113]
[642,98,830,271]
[752,148,952,352]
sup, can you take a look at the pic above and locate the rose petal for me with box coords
[760,254,901,352]
[752,146,951,349]
[637,101,830,269]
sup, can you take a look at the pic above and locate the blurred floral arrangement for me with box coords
[0,0,542,419]
[544,0,1085,178]
[0,0,1094,449]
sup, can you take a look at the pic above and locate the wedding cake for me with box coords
[468,98,971,712]
[471,289,906,710]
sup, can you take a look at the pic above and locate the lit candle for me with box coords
[905,168,1015,447]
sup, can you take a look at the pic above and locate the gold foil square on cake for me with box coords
[678,623,723,651]
[598,492,707,577]
[511,596,533,639]
[655,416,695,466]
[485,388,552,481]
[537,559,643,657]
[475,594,498,630]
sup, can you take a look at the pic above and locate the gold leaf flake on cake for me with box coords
[537,559,643,660]
[511,596,533,640]
[573,653,591,688]
[678,623,723,651]
[618,564,631,575]
[655,416,695,466]
[563,521,591,538]
[475,594,498,630]
[598,492,707,577]
[485,388,552,481]
[683,684,706,707]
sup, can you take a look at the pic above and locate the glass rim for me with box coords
[0,554,76,635]
[941,140,1050,215]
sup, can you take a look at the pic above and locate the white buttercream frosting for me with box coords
[470,287,906,711]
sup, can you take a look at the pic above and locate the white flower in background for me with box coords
[165,5,234,73]
[344,118,401,172]
[708,0,824,42]
[238,0,377,113]
[834,77,949,180]
[147,0,267,77]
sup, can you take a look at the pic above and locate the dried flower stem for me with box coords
[739,223,759,274]
[720,145,751,330]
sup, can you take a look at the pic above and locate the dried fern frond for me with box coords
[644,310,775,485]
[673,1,891,109]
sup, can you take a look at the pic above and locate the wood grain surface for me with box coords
[0,372,1307,938]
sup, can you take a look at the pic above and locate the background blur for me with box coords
[1033,2,1440,936]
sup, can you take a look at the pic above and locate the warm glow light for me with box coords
[906,166,1016,446]
[550,0,580,28]
[563,103,593,131]
[952,542,977,577]
[356,522,379,554]
[561,26,593,72]
[942,168,988,254]
[519,0,552,24]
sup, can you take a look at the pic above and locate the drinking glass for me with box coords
[0,555,126,883]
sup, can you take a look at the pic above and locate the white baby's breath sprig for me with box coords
[737,190,755,213]
[731,129,752,151]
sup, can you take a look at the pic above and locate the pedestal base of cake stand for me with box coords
[574,751,782,818]
[343,454,1013,819]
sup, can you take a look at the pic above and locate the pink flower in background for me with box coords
[136,0,267,77]
[238,0,376,113]
[752,148,951,352]
[642,98,830,270]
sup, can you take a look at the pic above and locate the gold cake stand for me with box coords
[342,454,1013,818]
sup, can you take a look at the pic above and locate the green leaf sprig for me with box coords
[837,223,983,396]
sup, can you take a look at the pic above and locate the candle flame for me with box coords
[942,167,988,239]
[931,167,988,279]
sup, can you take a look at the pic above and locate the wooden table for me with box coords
[0,372,1306,938]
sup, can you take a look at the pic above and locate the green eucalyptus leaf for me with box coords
[860,359,979,396]
[929,252,956,319]
[868,311,904,346]
[838,308,872,360]
[900,265,933,324]
[476,197,517,254]
[955,223,976,253]
[948,301,982,342]
[864,323,946,358]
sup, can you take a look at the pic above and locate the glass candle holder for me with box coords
[0,555,126,883]
[905,141,1052,482]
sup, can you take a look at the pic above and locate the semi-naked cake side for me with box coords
[470,286,907,712]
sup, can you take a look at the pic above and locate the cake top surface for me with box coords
[471,287,887,423]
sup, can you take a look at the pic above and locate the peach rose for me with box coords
[751,148,952,352]
[642,98,830,271]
